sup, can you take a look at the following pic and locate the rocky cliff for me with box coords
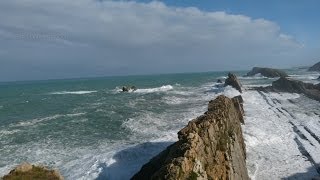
[308,62,320,71]
[246,67,288,78]
[132,95,249,180]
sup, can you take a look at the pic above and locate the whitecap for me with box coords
[49,91,97,95]
[134,85,173,93]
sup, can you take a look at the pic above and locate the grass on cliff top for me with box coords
[2,166,61,180]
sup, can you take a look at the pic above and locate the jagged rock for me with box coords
[122,86,137,92]
[224,73,242,93]
[132,95,249,180]
[256,77,320,102]
[2,162,63,180]
[217,79,223,83]
[246,67,288,78]
[308,62,320,71]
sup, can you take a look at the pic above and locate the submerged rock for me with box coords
[132,95,249,180]
[122,86,137,92]
[2,162,63,180]
[308,62,320,71]
[246,67,288,78]
[224,73,242,93]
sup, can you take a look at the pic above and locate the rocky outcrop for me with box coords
[2,162,63,180]
[224,73,242,93]
[132,95,249,180]
[217,79,223,83]
[246,67,288,78]
[271,77,320,101]
[255,77,320,101]
[308,62,320,71]
[122,86,137,92]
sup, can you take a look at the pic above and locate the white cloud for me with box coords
[0,0,315,81]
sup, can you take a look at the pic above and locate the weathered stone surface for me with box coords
[255,77,320,102]
[132,95,249,180]
[2,163,63,180]
[224,73,242,93]
[308,62,320,71]
[246,67,288,78]
[271,77,320,101]
[122,86,137,92]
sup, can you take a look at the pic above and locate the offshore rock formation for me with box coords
[2,162,63,180]
[246,67,288,78]
[132,95,249,180]
[271,77,320,101]
[122,86,137,92]
[308,62,320,71]
[224,73,242,93]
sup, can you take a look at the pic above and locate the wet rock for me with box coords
[256,77,320,102]
[217,79,223,83]
[246,67,288,78]
[132,95,249,180]
[122,86,137,92]
[224,73,242,93]
[308,62,320,71]
[2,162,63,180]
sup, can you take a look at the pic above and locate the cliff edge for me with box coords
[132,95,249,180]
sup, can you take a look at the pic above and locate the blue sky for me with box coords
[0,0,319,81]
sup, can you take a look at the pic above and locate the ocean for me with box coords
[0,69,319,179]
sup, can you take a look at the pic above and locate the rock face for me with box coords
[2,163,63,180]
[122,86,137,92]
[308,62,320,71]
[246,67,288,78]
[224,73,242,93]
[132,95,249,180]
[271,77,320,101]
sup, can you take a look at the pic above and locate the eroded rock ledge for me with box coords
[256,77,320,102]
[132,95,249,180]
[2,163,63,180]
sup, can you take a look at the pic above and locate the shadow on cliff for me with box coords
[95,141,173,180]
[281,165,320,180]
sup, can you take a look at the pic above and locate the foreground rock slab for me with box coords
[2,162,63,180]
[132,95,249,180]
[246,67,288,78]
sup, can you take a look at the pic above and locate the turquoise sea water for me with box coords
[0,71,236,179]
[0,69,318,179]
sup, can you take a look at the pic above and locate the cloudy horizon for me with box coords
[0,0,319,82]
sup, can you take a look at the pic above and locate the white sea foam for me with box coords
[134,85,173,93]
[49,91,97,95]
[243,90,320,179]
[12,113,86,127]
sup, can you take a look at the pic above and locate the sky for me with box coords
[0,0,319,82]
